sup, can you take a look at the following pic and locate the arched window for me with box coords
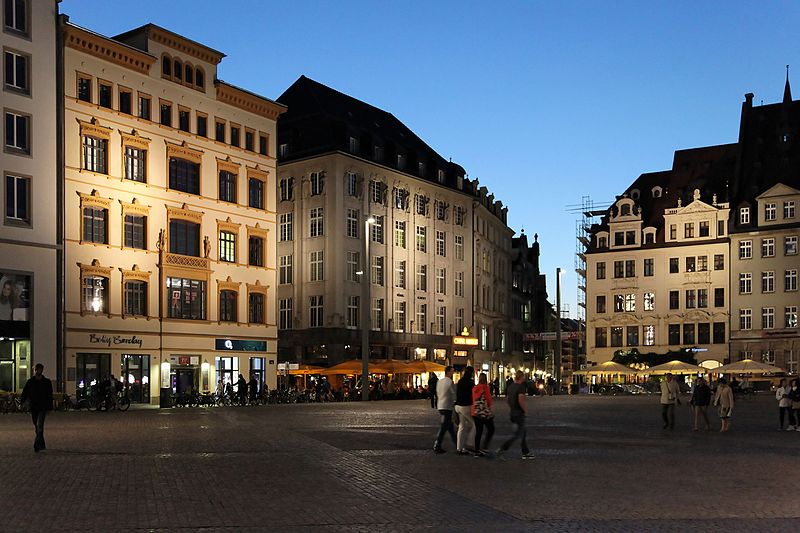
[184,64,193,85]
[620,204,631,216]
[195,68,204,88]
[173,59,182,80]
[162,55,171,77]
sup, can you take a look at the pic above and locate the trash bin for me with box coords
[159,388,172,408]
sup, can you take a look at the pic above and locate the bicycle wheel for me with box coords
[118,396,131,411]
[77,398,90,411]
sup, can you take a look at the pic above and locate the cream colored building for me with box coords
[0,0,59,392]
[730,183,799,373]
[587,185,731,367]
[63,22,284,402]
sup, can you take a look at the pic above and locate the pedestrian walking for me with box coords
[690,377,711,430]
[660,373,681,429]
[496,370,534,459]
[472,372,495,456]
[20,363,53,453]
[237,373,247,405]
[776,378,795,430]
[215,379,224,402]
[248,375,258,404]
[428,372,438,409]
[713,377,734,432]
[790,378,800,431]
[455,366,476,455]
[433,366,456,453]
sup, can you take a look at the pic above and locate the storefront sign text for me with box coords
[89,333,143,348]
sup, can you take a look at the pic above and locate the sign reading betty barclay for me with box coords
[89,333,144,348]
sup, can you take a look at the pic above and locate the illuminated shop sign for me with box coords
[215,339,267,352]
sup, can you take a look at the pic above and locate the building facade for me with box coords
[62,21,283,402]
[275,76,478,368]
[1,0,59,392]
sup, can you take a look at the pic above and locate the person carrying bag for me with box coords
[472,372,495,456]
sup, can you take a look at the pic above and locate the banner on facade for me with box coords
[524,331,580,341]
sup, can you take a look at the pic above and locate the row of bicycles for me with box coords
[0,391,131,413]
[164,387,338,408]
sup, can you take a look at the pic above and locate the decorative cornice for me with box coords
[78,190,112,209]
[247,281,269,294]
[247,223,269,239]
[120,129,151,150]
[148,26,224,65]
[166,203,204,224]
[78,118,112,139]
[64,25,155,75]
[79,259,112,278]
[119,198,150,216]
[217,217,241,233]
[217,276,241,292]
[216,156,240,175]
[166,141,203,164]
[216,81,286,121]
[246,165,269,180]
[119,265,151,282]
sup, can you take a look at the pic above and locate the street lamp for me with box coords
[555,267,564,392]
[361,215,376,401]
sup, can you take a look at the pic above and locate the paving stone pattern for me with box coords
[1,394,799,532]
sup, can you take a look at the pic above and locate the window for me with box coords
[614,232,624,246]
[4,0,27,33]
[713,323,725,344]
[138,95,150,120]
[739,207,750,225]
[4,49,28,93]
[668,324,680,345]
[762,271,775,293]
[785,201,796,219]
[610,327,623,347]
[685,256,696,273]
[248,177,264,210]
[279,254,293,284]
[765,203,777,221]
[370,180,383,203]
[82,276,108,313]
[394,260,406,288]
[786,269,798,291]
[309,296,323,328]
[643,292,654,311]
[278,143,288,158]
[626,326,639,346]
[595,328,607,348]
[249,293,264,324]
[124,280,147,316]
[623,230,634,244]
[613,294,624,313]
[684,223,694,238]
[279,213,293,242]
[415,194,427,215]
[310,250,324,282]
[394,221,406,248]
[685,289,696,309]
[167,277,206,320]
[371,256,384,286]
[169,220,200,256]
[669,290,679,310]
[215,121,225,142]
[196,115,207,137]
[669,257,679,273]
[371,215,384,243]
[436,230,446,256]
[346,172,358,197]
[696,288,707,308]
[718,220,726,236]
[394,301,406,332]
[436,306,446,335]
[5,174,28,224]
[436,268,446,294]
[279,177,294,201]
[173,58,182,80]
[739,272,752,294]
[160,101,172,127]
[454,206,465,226]
[81,135,107,173]
[195,68,204,88]
[123,146,146,183]
[436,201,447,221]
[625,260,635,277]
[739,308,752,330]
[697,256,708,272]
[683,324,695,345]
[762,238,775,258]
[699,221,709,237]
[219,290,237,322]
[168,157,200,195]
[416,226,427,252]
[82,206,107,244]
[77,75,91,102]
[455,308,465,333]
[123,214,146,249]
[714,287,725,307]
[714,254,724,270]
[346,296,359,328]
[455,271,464,297]
[785,306,798,328]
[309,207,324,237]
[372,299,384,330]
[248,236,264,267]
[3,111,27,153]
[230,126,240,147]
[279,298,292,329]
[245,131,254,152]
[643,325,655,346]
[596,295,606,313]
[310,171,324,195]
[394,188,406,209]
[416,265,427,291]
[218,231,236,263]
[669,224,677,240]
[346,208,359,238]
[596,262,606,279]
[218,170,237,203]
[624,293,635,312]
[178,109,190,132]
[346,251,359,282]
[98,81,112,108]
[454,235,464,261]
[613,261,624,279]
[762,307,775,329]
[785,236,798,255]
[739,240,752,259]
[415,304,427,333]
[644,258,654,277]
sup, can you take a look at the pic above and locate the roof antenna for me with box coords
[784,64,792,103]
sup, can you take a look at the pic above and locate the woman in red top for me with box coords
[472,372,495,456]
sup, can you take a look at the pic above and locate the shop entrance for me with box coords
[172,368,197,394]
[121,354,150,403]
[0,339,29,392]
[76,353,111,398]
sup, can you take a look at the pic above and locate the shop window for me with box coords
[76,353,110,398]
[215,356,238,388]
[121,355,150,404]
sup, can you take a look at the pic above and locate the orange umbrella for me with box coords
[369,359,412,374]
[319,360,369,375]
[288,365,325,376]
[404,360,446,373]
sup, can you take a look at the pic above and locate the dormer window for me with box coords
[614,232,624,246]
[644,232,654,244]
[739,207,750,225]
[652,186,662,198]
[630,189,640,201]
[437,169,445,183]
[765,203,777,221]
[598,236,607,248]
[620,204,631,216]
[625,231,636,245]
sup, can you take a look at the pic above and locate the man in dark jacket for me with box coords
[20,363,53,452]
[237,374,247,405]
[427,373,438,408]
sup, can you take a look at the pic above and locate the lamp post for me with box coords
[360,215,376,401]
[555,267,563,392]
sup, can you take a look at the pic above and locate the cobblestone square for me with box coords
[1,394,799,532]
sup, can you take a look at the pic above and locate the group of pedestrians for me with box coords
[432,366,533,459]
[775,378,800,431]
[661,373,735,432]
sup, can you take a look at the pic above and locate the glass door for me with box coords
[121,354,150,403]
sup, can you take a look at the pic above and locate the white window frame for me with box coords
[310,250,324,282]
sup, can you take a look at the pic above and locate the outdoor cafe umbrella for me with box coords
[639,360,703,376]
[404,360,446,374]
[586,361,636,375]
[288,365,325,376]
[369,359,412,374]
[715,359,784,374]
[319,360,369,375]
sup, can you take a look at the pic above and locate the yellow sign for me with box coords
[453,336,479,346]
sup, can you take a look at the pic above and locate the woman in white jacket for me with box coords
[776,378,795,430]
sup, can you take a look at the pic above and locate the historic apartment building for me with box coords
[0,0,59,392]
[62,21,284,402]
[275,76,482,366]
[586,145,736,367]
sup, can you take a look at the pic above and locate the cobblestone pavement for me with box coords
[1,394,799,532]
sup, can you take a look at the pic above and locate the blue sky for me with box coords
[62,0,800,315]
